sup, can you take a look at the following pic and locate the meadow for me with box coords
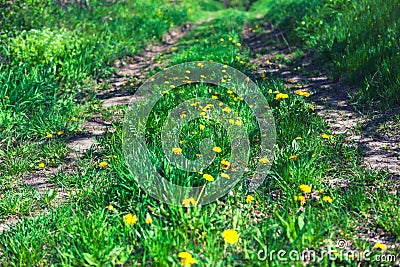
[0,0,399,266]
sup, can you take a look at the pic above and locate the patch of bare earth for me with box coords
[242,19,399,252]
[0,23,197,233]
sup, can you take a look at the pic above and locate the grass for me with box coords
[0,0,399,266]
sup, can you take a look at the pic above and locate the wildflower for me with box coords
[310,105,315,111]
[259,158,270,164]
[220,38,224,42]
[294,195,306,205]
[299,184,311,193]
[274,93,289,100]
[178,252,196,267]
[199,124,205,131]
[220,159,230,170]
[145,216,152,224]
[289,155,297,160]
[170,85,176,89]
[196,153,202,157]
[213,147,222,153]
[246,195,255,203]
[46,133,53,139]
[222,107,231,113]
[4,95,8,99]
[268,89,273,94]
[200,111,206,117]
[123,213,137,226]
[185,70,191,74]
[229,119,234,125]
[235,120,242,126]
[222,229,239,244]
[237,42,241,47]
[203,173,214,182]
[180,112,187,118]
[212,95,218,99]
[295,90,310,97]
[374,243,387,251]
[39,162,45,168]
[295,136,302,140]
[220,172,230,179]
[322,196,333,203]
[182,197,196,207]
[172,147,183,155]
[99,161,108,168]
[265,60,270,65]
[57,131,64,136]
[321,133,330,139]
[122,81,127,86]
[106,204,114,211]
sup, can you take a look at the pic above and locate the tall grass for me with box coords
[253,0,400,109]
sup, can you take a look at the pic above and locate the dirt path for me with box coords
[0,23,196,233]
[242,19,400,178]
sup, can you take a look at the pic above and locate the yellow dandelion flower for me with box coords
[200,111,206,117]
[213,147,222,153]
[265,60,270,65]
[295,90,310,97]
[295,136,302,140]
[310,105,315,111]
[57,131,64,136]
[182,197,197,207]
[220,159,230,170]
[299,184,311,193]
[46,133,53,139]
[178,252,196,267]
[199,124,205,131]
[39,162,45,168]
[246,195,255,203]
[196,153,203,157]
[145,216,152,224]
[220,172,230,179]
[220,38,224,42]
[170,85,176,89]
[123,213,137,226]
[259,158,270,164]
[212,95,218,99]
[322,196,333,203]
[229,119,235,125]
[374,243,387,251]
[222,229,239,244]
[185,70,190,74]
[237,42,241,47]
[289,155,297,160]
[274,93,289,100]
[106,204,114,211]
[295,195,306,205]
[99,161,108,168]
[321,133,330,139]
[203,173,214,182]
[235,120,242,126]
[180,112,187,118]
[222,107,231,113]
[172,147,182,155]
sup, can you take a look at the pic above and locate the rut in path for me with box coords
[242,19,400,178]
[0,22,196,233]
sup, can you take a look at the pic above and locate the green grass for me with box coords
[253,0,400,110]
[0,1,398,266]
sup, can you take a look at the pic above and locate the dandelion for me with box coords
[123,213,137,226]
[265,60,270,65]
[172,147,182,155]
[289,155,297,160]
[235,120,242,126]
[222,229,239,244]
[185,70,191,74]
[99,161,108,168]
[220,172,230,179]
[295,136,302,140]
[259,158,270,164]
[268,89,273,94]
[122,81,127,86]
[322,196,333,203]
[295,90,310,97]
[178,252,196,267]
[196,153,202,157]
[57,131,64,136]
[46,133,53,139]
[374,243,387,251]
[274,93,289,100]
[199,124,205,131]
[300,184,311,193]
[321,133,330,139]
[212,95,218,99]
[39,162,45,168]
[213,147,222,153]
[246,195,255,203]
[145,216,152,224]
[294,195,306,205]
[180,112,187,118]
[229,119,234,125]
[106,204,114,211]
[200,111,206,117]
[203,173,214,182]
[220,159,230,170]
[170,85,176,89]
[182,198,196,207]
[237,42,241,47]
[222,107,231,113]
